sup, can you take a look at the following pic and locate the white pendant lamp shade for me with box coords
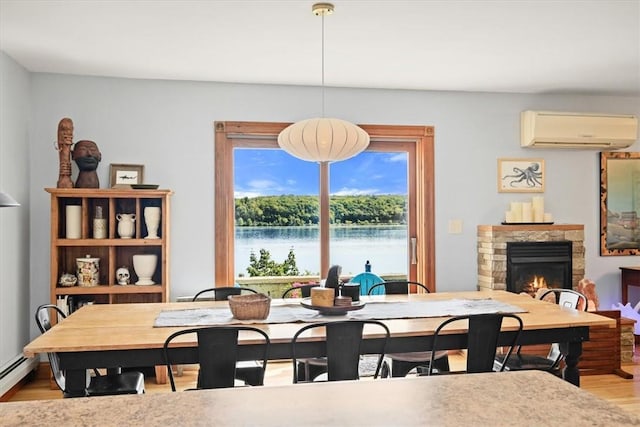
[0,191,19,207]
[278,3,370,163]
[278,118,370,163]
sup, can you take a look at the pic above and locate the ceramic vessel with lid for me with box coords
[76,255,100,286]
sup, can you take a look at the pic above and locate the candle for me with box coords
[532,196,544,222]
[66,205,81,239]
[522,202,533,222]
[544,213,553,222]
[505,211,516,223]
[510,202,523,222]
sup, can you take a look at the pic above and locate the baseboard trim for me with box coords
[0,356,40,401]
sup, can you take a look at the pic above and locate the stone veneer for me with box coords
[477,224,585,291]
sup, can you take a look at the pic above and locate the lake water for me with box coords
[235,226,408,277]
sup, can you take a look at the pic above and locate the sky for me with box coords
[234,149,408,198]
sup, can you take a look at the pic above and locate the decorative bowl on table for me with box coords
[300,298,366,316]
[228,293,271,320]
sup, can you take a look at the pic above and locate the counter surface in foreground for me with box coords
[2,371,639,427]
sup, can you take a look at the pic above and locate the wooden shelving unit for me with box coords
[46,188,172,312]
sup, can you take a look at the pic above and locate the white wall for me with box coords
[0,52,31,369]
[17,72,640,340]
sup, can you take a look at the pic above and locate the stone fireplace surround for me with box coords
[477,224,585,291]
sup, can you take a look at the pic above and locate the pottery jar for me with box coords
[76,255,100,287]
[116,213,136,239]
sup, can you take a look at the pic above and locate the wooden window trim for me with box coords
[214,121,435,291]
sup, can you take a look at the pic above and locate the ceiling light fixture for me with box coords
[278,2,369,163]
[0,191,20,208]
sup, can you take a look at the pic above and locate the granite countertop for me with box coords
[2,371,639,427]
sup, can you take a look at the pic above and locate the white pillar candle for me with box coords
[66,205,82,239]
[522,202,533,222]
[532,196,544,222]
[544,213,553,222]
[510,202,523,222]
[505,211,516,223]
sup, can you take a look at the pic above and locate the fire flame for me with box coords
[531,275,548,291]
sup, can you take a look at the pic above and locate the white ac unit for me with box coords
[521,110,638,149]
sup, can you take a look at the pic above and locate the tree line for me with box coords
[235,195,407,226]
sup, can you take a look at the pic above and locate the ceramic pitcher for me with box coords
[116,213,136,239]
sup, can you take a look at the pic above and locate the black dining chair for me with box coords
[192,286,257,302]
[282,284,330,381]
[163,325,270,391]
[35,304,145,397]
[281,284,316,299]
[494,288,587,375]
[427,313,524,375]
[367,281,450,378]
[190,287,264,386]
[291,320,390,383]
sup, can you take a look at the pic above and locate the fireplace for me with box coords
[477,224,584,292]
[506,241,572,295]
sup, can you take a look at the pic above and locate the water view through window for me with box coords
[234,149,409,278]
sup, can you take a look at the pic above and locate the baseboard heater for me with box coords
[0,355,39,398]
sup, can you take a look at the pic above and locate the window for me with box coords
[214,122,435,290]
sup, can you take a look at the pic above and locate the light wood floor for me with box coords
[6,353,640,417]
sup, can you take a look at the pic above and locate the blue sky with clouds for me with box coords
[234,149,408,198]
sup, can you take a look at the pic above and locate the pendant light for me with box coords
[278,2,369,163]
[0,191,19,207]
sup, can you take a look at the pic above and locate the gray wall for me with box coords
[2,53,640,360]
[0,52,31,369]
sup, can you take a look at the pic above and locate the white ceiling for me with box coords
[1,0,639,96]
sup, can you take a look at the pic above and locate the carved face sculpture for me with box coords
[72,140,102,171]
[116,267,130,285]
[58,118,74,147]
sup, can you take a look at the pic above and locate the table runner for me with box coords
[153,298,527,327]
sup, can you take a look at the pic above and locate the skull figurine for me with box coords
[116,267,130,285]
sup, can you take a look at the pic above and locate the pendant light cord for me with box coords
[321,11,325,118]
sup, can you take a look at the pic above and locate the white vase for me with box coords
[133,254,157,285]
[144,207,161,239]
[117,213,136,239]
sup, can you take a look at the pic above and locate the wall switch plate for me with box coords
[448,219,463,234]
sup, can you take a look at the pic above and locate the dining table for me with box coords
[3,370,639,426]
[23,290,614,396]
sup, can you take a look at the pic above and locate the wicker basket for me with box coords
[228,293,271,320]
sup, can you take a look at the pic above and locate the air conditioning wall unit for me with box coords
[521,111,638,149]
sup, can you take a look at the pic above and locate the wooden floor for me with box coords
[6,353,640,417]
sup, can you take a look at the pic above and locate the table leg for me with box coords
[64,368,88,397]
[560,341,582,387]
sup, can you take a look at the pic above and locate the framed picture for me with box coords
[109,164,144,188]
[600,152,640,256]
[497,158,545,193]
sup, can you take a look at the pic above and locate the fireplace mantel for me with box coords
[477,224,585,291]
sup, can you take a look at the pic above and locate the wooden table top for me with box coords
[24,290,614,357]
[3,371,638,427]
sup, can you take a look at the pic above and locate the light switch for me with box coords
[448,219,463,234]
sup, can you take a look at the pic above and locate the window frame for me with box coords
[214,121,435,291]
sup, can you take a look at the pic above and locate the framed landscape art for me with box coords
[600,151,640,256]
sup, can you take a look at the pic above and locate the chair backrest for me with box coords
[291,320,390,383]
[34,304,68,393]
[163,325,270,391]
[281,284,316,299]
[367,280,430,295]
[192,287,257,302]
[35,303,67,333]
[350,272,384,295]
[428,313,523,375]
[538,288,588,311]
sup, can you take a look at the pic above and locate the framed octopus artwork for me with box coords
[497,158,545,193]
